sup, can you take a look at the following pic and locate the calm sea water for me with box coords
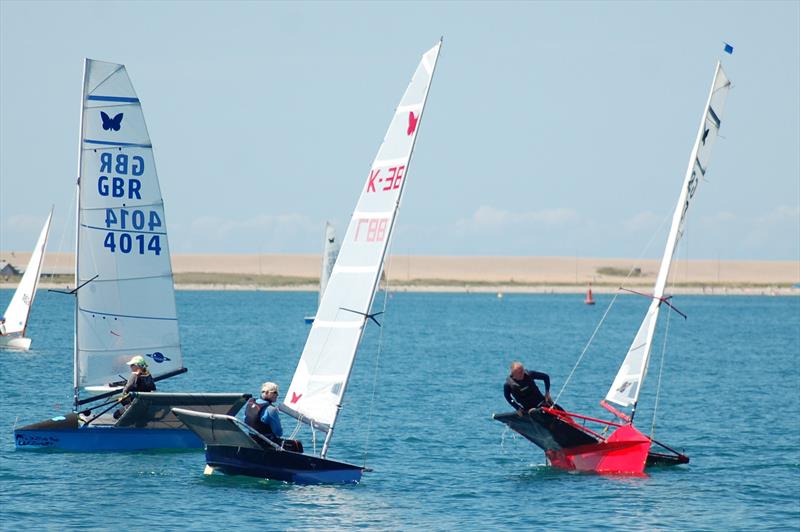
[1,289,798,530]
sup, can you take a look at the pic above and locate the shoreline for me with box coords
[1,252,798,296]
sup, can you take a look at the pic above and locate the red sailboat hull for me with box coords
[546,424,650,474]
[493,407,688,475]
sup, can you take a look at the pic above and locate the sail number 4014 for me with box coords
[103,233,161,255]
[103,208,163,255]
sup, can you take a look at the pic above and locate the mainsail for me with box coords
[319,222,340,305]
[3,209,53,335]
[74,59,182,398]
[281,42,441,455]
[605,62,731,408]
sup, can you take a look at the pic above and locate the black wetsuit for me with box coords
[504,370,551,411]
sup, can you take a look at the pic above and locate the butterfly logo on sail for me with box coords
[100,111,124,131]
[407,111,418,136]
[290,392,302,404]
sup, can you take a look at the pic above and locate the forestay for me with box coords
[3,209,53,335]
[282,42,441,442]
[75,59,182,394]
[605,63,731,408]
[319,222,340,305]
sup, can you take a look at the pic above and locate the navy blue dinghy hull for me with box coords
[206,445,363,484]
[173,408,365,485]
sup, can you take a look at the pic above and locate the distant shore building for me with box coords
[1,261,21,277]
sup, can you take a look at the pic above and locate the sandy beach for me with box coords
[1,252,797,295]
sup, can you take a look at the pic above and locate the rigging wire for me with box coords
[361,256,391,468]
[51,189,78,284]
[556,208,675,402]
[650,297,672,439]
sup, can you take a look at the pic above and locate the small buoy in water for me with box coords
[585,283,596,305]
[497,292,504,299]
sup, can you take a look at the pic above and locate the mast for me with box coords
[605,62,731,414]
[73,59,88,411]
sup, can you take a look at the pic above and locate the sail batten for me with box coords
[282,42,441,447]
[605,62,731,408]
[75,59,183,393]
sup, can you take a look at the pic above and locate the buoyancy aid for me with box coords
[244,399,275,437]
[135,373,156,392]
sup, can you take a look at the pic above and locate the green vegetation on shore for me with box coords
[2,273,795,291]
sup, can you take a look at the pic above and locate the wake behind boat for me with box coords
[495,60,732,474]
[13,59,247,451]
[175,40,442,484]
[0,208,53,351]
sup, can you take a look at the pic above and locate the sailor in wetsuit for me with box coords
[113,355,156,419]
[504,361,556,415]
[244,381,284,442]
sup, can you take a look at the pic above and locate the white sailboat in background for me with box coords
[175,40,442,483]
[305,222,340,323]
[1,208,54,351]
[14,59,248,451]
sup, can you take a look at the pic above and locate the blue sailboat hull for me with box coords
[14,424,202,451]
[14,393,250,452]
[206,445,363,484]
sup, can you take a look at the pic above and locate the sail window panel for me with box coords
[286,327,362,427]
[397,60,433,111]
[85,60,134,97]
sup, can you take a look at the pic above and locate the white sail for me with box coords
[282,42,441,447]
[2,209,53,335]
[606,63,731,408]
[319,222,340,305]
[74,59,182,392]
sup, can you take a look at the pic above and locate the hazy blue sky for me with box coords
[1,1,798,261]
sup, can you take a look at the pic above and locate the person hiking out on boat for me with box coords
[244,381,284,441]
[504,361,559,415]
[113,355,156,419]
[0,317,6,336]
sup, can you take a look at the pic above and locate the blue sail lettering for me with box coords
[131,156,145,176]
[115,154,129,174]
[98,177,142,199]
[99,152,112,172]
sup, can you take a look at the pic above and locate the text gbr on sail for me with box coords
[97,152,143,199]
